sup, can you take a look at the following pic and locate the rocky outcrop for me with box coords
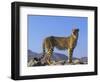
[28,50,88,67]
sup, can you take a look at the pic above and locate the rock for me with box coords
[73,59,80,64]
[28,59,37,67]
[73,59,84,64]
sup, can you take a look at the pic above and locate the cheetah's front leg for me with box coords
[67,48,73,63]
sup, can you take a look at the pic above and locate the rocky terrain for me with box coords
[28,50,88,67]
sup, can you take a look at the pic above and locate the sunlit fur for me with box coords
[43,29,79,65]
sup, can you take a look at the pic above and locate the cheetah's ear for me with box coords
[76,29,79,32]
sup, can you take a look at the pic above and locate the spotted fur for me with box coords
[43,29,79,65]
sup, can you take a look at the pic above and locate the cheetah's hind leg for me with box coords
[46,49,53,65]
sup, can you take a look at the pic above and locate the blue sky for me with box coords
[28,15,88,58]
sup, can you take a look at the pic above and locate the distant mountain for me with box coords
[28,50,38,56]
[28,49,87,64]
[28,50,67,61]
[80,57,88,63]
[72,57,80,60]
[51,52,68,61]
[28,50,41,61]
